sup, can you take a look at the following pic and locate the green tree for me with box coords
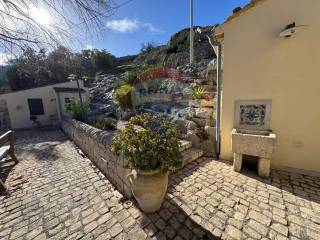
[5,46,117,91]
[7,46,84,90]
[46,46,84,85]
[90,49,116,72]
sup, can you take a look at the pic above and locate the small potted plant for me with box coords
[111,114,182,213]
[30,115,41,128]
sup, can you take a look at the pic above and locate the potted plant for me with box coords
[111,114,182,213]
[30,115,41,128]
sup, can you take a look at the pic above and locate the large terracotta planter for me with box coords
[127,169,168,213]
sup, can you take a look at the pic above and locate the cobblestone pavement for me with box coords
[0,128,320,240]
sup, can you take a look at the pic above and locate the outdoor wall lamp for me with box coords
[279,22,308,38]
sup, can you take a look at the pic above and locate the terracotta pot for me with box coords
[127,169,168,213]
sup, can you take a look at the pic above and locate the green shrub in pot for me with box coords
[111,114,182,212]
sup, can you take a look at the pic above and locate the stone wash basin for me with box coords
[231,128,276,177]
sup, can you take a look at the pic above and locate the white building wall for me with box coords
[0,81,87,129]
[218,0,320,173]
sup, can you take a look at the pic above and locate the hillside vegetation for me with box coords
[0,25,215,92]
[132,26,214,68]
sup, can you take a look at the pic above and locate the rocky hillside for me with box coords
[119,26,215,69]
[89,25,217,116]
[89,25,216,116]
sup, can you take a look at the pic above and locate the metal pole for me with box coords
[190,0,194,64]
[207,33,222,158]
[215,42,222,158]
[76,77,85,120]
[76,77,84,108]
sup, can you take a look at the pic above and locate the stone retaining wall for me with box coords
[61,118,132,198]
[185,99,217,157]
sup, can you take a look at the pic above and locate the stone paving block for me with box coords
[155,218,166,230]
[242,225,261,239]
[82,212,99,225]
[225,225,243,240]
[246,219,268,236]
[128,225,148,240]
[271,223,289,236]
[177,226,193,240]
[84,221,98,234]
[109,223,123,238]
[115,209,131,222]
[248,210,271,226]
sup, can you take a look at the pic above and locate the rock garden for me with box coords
[89,60,217,152]
[62,59,218,212]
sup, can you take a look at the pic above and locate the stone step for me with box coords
[182,148,204,166]
[179,140,192,152]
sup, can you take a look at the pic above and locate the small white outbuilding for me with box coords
[0,80,88,130]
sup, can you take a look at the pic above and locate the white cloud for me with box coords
[143,23,165,34]
[105,18,164,34]
[106,19,139,33]
[0,53,13,65]
[85,44,94,50]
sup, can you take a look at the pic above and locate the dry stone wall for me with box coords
[61,118,132,198]
[185,99,216,157]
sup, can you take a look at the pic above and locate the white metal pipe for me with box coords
[215,42,222,158]
[207,34,222,158]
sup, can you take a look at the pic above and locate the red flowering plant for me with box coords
[167,68,185,83]
[137,67,187,84]
[138,67,168,83]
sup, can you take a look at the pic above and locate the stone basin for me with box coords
[231,128,276,177]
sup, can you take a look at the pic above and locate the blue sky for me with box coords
[85,0,250,57]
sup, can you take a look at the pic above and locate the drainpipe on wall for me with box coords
[208,36,222,159]
[215,42,222,159]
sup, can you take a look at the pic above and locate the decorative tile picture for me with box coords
[239,104,266,126]
[234,100,272,130]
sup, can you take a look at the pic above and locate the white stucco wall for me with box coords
[0,81,87,129]
[218,0,320,173]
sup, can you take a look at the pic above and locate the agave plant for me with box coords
[192,86,205,100]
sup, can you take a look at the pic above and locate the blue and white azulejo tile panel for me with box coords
[234,100,272,130]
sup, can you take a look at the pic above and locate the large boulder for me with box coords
[172,119,188,135]
[185,131,201,148]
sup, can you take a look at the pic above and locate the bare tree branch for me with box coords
[0,0,129,54]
